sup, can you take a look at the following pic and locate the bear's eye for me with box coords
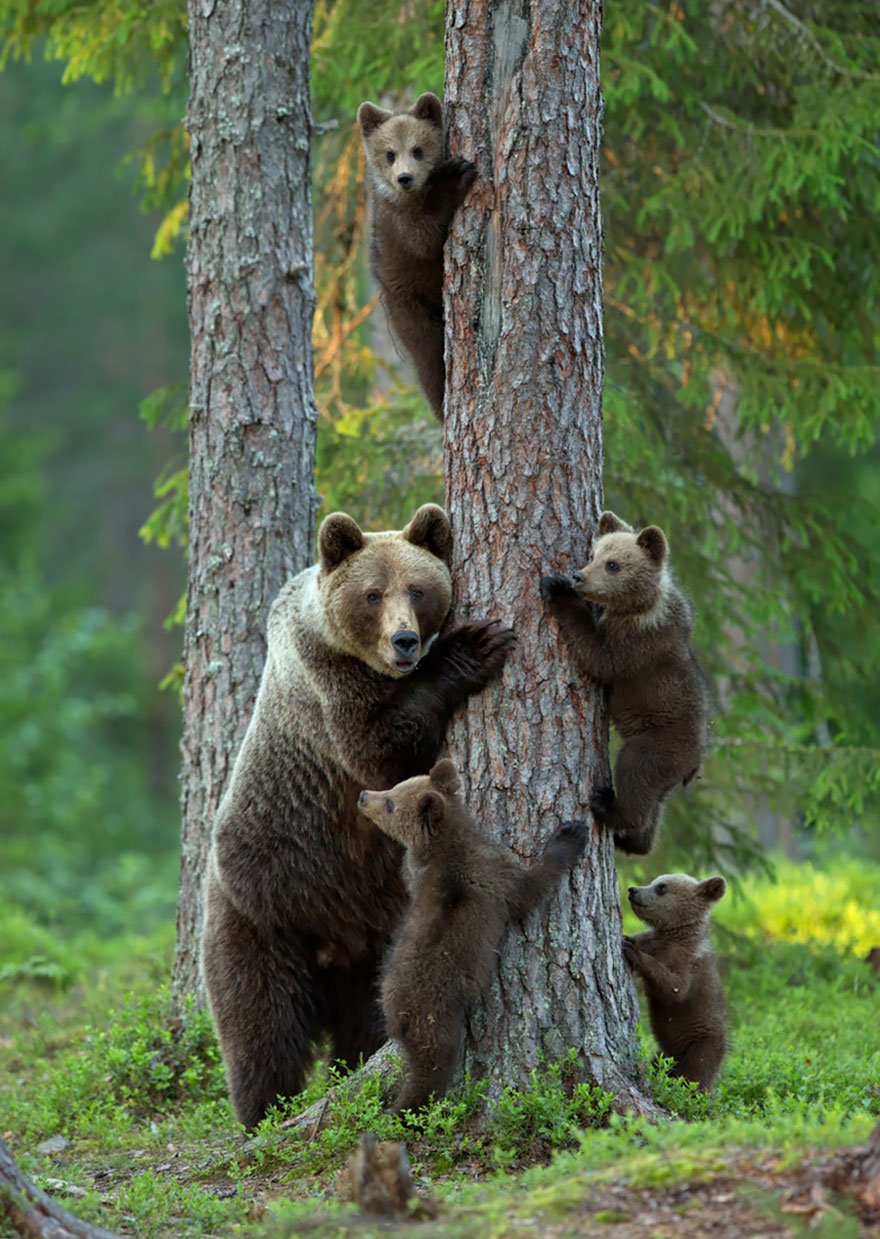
[366,591,382,605]
[385,150,396,164]
[655,883,667,896]
[409,587,424,603]
[412,146,423,160]
[605,560,621,573]
[385,798,393,813]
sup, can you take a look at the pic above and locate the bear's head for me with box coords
[357,93,445,200]
[358,758,461,851]
[628,873,726,931]
[571,510,669,614]
[318,503,452,678]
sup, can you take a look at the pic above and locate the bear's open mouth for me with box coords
[394,658,416,673]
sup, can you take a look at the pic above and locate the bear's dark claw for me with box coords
[621,935,637,967]
[546,819,589,867]
[589,782,615,822]
[540,573,575,604]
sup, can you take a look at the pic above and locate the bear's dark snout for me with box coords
[571,571,584,586]
[391,629,420,657]
[397,173,413,188]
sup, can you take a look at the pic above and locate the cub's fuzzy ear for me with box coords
[636,525,668,566]
[409,92,443,126]
[597,510,632,536]
[403,504,452,564]
[319,512,365,573]
[698,876,726,904]
[417,790,446,831]
[429,759,461,795]
[357,101,392,136]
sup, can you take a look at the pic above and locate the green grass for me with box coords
[1,854,878,1236]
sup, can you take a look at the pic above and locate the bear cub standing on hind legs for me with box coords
[540,511,708,856]
[358,760,588,1113]
[624,874,729,1091]
[357,92,476,420]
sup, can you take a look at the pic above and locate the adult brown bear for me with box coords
[201,504,514,1129]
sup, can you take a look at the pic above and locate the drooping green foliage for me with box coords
[2,0,879,878]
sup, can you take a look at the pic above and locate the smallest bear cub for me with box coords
[624,874,728,1091]
[357,93,476,421]
[358,761,587,1113]
[541,511,708,856]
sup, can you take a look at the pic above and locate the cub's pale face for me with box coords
[628,873,726,929]
[573,531,657,607]
[358,774,435,847]
[365,115,444,197]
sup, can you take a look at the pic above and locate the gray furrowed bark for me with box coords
[443,0,649,1108]
[174,0,318,1010]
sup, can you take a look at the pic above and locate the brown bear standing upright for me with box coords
[358,760,588,1112]
[200,505,515,1129]
[624,873,729,1090]
[540,511,708,855]
[357,92,476,420]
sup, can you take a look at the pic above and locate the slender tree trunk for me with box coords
[0,1139,118,1239]
[173,0,318,1009]
[443,0,648,1108]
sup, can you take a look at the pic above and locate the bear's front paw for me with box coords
[539,573,576,604]
[545,819,589,868]
[436,619,516,693]
[589,782,616,823]
[444,154,477,189]
[621,935,637,968]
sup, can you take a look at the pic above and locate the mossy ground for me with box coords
[1,855,878,1237]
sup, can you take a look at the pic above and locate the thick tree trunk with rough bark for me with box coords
[173,0,318,1009]
[443,0,647,1107]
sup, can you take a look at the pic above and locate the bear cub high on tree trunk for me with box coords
[540,510,708,856]
[357,92,476,421]
[358,760,588,1113]
[624,873,729,1090]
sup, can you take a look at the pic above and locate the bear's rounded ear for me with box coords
[429,759,461,795]
[319,512,365,573]
[403,504,452,564]
[597,510,631,536]
[357,101,392,136]
[417,790,445,831]
[636,525,668,566]
[698,876,726,904]
[409,92,443,127]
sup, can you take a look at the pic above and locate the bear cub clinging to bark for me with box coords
[624,873,728,1091]
[358,760,588,1113]
[357,92,475,421]
[540,511,708,856]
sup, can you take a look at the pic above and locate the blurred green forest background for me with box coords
[1,0,879,974]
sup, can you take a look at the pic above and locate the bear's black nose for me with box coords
[571,571,584,586]
[397,173,414,188]
[358,790,367,805]
[391,629,420,657]
[627,886,637,896]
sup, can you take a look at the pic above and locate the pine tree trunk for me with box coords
[443,0,648,1108]
[173,0,318,1009]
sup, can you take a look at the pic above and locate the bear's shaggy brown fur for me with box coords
[357,92,476,420]
[540,510,708,856]
[358,760,588,1112]
[201,505,515,1129]
[624,873,728,1091]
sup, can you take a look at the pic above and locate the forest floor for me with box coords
[1,855,879,1237]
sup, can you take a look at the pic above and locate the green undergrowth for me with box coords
[1,855,878,1236]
